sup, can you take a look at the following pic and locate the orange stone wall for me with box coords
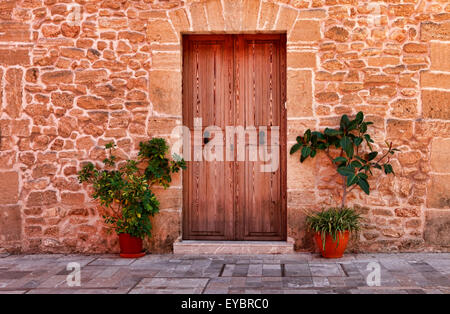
[0,0,449,253]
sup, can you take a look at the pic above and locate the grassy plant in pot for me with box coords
[290,112,398,258]
[78,138,186,258]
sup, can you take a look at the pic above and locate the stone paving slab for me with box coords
[130,277,209,294]
[0,253,448,294]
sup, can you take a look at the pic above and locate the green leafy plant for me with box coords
[78,138,186,239]
[290,111,398,208]
[306,208,360,250]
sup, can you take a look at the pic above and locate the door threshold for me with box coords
[173,240,294,255]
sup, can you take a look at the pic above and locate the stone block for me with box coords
[205,0,225,31]
[147,19,178,43]
[147,118,179,137]
[287,70,313,117]
[275,6,297,33]
[242,0,260,30]
[0,21,30,42]
[26,191,58,207]
[0,205,21,242]
[189,1,208,31]
[151,52,181,70]
[222,0,243,31]
[325,26,350,42]
[0,49,29,66]
[0,171,19,205]
[287,51,316,69]
[431,138,450,173]
[424,210,450,247]
[421,71,450,90]
[61,192,85,206]
[153,188,182,210]
[386,119,413,142]
[258,1,279,30]
[75,69,108,84]
[427,175,450,208]
[420,21,450,41]
[389,98,417,119]
[149,70,182,116]
[403,43,428,54]
[289,20,321,42]
[149,211,181,253]
[169,8,190,33]
[77,96,107,110]
[41,70,73,85]
[430,42,450,72]
[4,68,23,119]
[287,153,315,190]
[287,119,316,142]
[422,90,450,120]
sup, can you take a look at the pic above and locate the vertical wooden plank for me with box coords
[280,33,288,240]
[225,35,235,240]
[182,37,190,239]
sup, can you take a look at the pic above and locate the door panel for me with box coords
[235,35,286,240]
[182,34,286,241]
[182,35,234,239]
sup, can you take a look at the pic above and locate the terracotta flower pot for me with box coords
[118,233,145,258]
[314,231,350,258]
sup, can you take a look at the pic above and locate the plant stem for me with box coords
[348,184,358,194]
[375,149,391,164]
[341,175,347,208]
[324,150,335,164]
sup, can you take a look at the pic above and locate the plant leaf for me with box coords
[351,160,363,169]
[290,143,302,155]
[305,129,312,142]
[384,164,394,175]
[301,146,311,158]
[356,111,364,124]
[340,114,350,130]
[357,178,370,195]
[340,136,354,158]
[333,156,347,164]
[324,128,342,137]
[368,151,378,161]
[347,173,358,186]
[337,166,354,177]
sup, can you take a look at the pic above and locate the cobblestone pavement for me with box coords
[0,253,448,294]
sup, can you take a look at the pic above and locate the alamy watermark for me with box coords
[66,262,81,287]
[170,118,280,173]
[366,262,381,287]
[66,4,82,27]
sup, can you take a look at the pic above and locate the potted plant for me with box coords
[306,208,360,258]
[290,112,398,258]
[78,138,186,258]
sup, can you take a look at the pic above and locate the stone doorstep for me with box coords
[173,240,294,255]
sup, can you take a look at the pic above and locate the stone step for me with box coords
[173,240,294,255]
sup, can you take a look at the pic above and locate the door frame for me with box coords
[181,33,287,241]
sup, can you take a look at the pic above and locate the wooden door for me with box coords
[182,34,286,241]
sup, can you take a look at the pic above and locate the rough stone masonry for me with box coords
[0,0,449,254]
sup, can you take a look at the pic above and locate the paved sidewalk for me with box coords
[0,253,448,294]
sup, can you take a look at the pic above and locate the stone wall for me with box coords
[0,0,449,254]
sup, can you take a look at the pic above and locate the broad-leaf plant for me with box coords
[290,111,398,207]
[78,138,186,239]
[290,112,399,247]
